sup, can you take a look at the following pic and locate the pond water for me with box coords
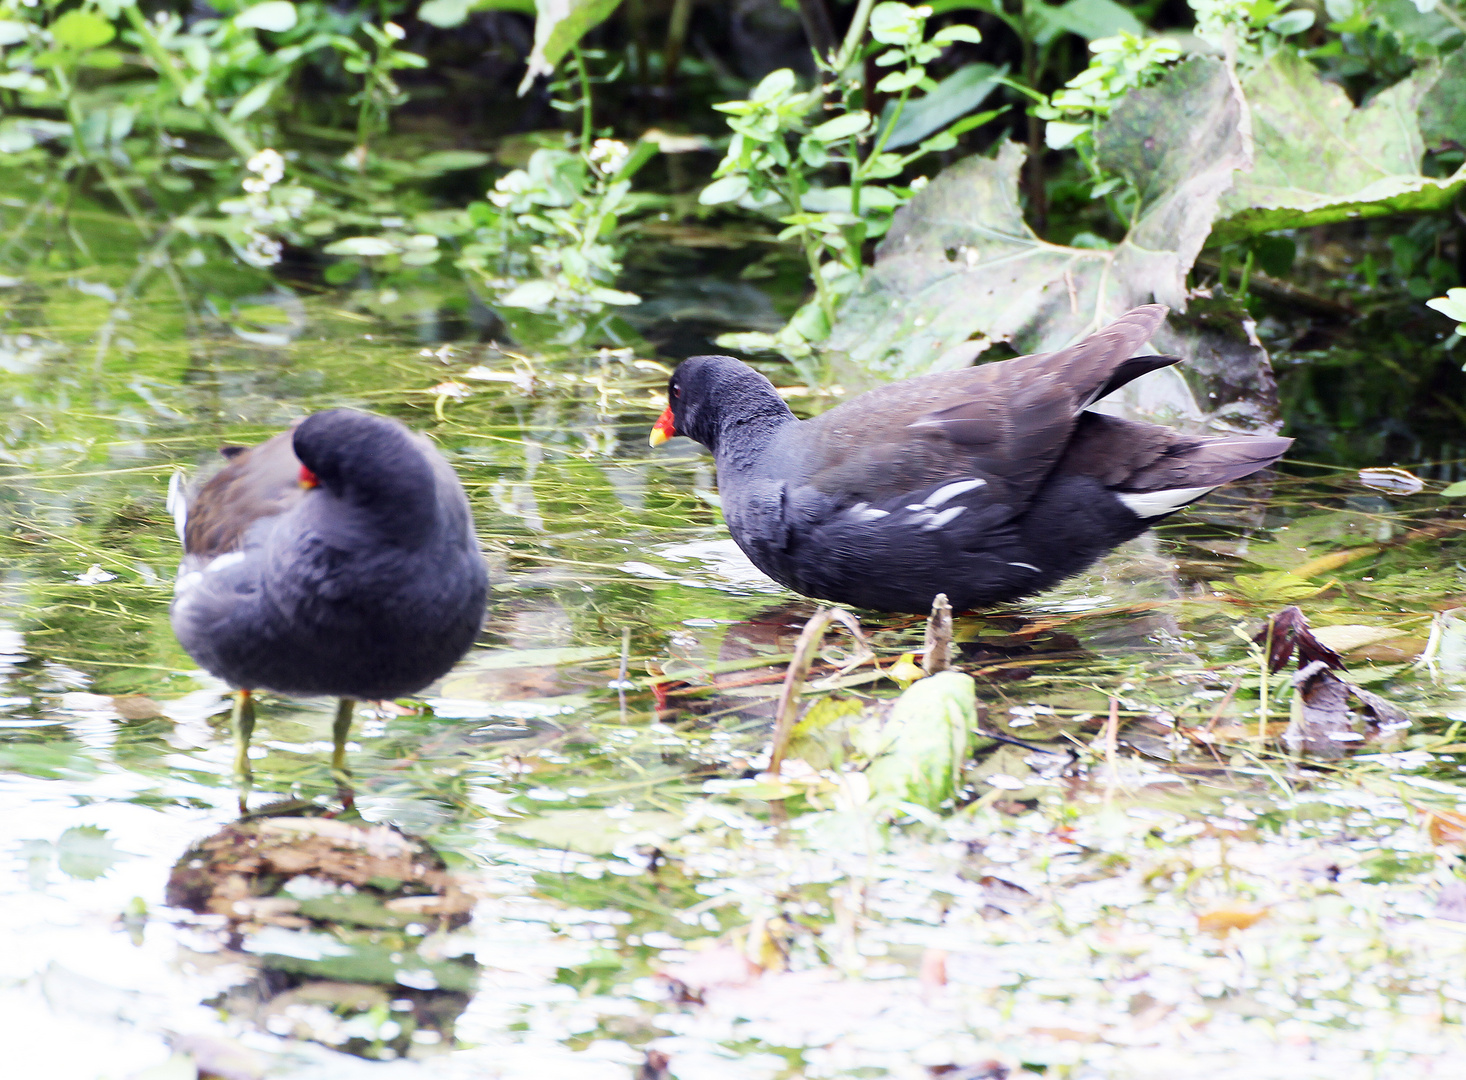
[4,233,1466,1080]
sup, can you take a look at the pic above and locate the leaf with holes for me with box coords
[1212,50,1466,242]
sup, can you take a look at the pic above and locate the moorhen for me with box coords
[650,305,1290,614]
[168,408,488,803]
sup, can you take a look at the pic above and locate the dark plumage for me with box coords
[169,409,488,802]
[650,305,1290,614]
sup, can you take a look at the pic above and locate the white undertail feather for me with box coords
[166,471,189,543]
[1115,484,1217,518]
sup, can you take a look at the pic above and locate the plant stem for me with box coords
[832,0,878,71]
[661,0,692,88]
[573,46,593,154]
[1238,247,1256,300]
[122,7,257,158]
[1434,0,1466,35]
[1258,621,1272,740]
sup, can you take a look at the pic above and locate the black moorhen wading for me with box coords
[169,409,488,806]
[649,305,1291,614]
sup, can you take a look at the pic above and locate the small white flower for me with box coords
[384,21,406,40]
[246,148,285,186]
[75,564,117,585]
[589,138,630,173]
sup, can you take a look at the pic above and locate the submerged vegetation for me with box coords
[0,0,1465,1078]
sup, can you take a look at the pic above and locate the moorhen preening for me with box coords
[168,409,488,809]
[650,305,1291,614]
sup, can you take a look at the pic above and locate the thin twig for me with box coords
[769,607,870,775]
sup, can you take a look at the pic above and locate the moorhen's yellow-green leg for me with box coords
[232,688,256,813]
[331,697,356,810]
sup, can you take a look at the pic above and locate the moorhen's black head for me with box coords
[650,355,791,454]
[293,408,435,509]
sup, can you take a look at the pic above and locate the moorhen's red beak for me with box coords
[649,407,676,447]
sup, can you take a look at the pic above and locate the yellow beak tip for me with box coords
[649,429,670,447]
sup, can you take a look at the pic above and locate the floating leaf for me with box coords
[1196,905,1267,935]
[1308,625,1406,654]
[1213,51,1466,242]
[55,825,125,880]
[825,57,1249,381]
[1358,467,1425,494]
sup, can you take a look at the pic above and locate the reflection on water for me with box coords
[167,814,476,1062]
[1,255,1466,1077]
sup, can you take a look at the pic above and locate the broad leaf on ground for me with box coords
[824,57,1250,382]
[1213,50,1466,242]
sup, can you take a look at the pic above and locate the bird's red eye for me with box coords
[299,465,318,489]
[673,386,681,399]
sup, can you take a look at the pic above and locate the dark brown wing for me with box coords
[181,431,305,557]
[1057,412,1292,491]
[798,305,1174,505]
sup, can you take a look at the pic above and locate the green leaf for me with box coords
[1035,0,1144,41]
[861,671,977,811]
[51,11,115,51]
[518,0,624,93]
[419,0,536,27]
[882,61,1004,149]
[699,174,750,205]
[414,149,493,173]
[228,78,279,122]
[1268,8,1315,34]
[1420,50,1466,152]
[1214,51,1466,242]
[931,23,983,45]
[876,67,926,94]
[826,57,1249,379]
[234,1,298,33]
[1441,481,1466,498]
[809,110,872,142]
[870,1,927,45]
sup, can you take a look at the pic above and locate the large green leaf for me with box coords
[882,62,1005,150]
[1420,48,1466,151]
[1213,50,1466,242]
[825,57,1249,381]
[861,671,977,811]
[517,0,623,93]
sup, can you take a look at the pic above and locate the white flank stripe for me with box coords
[1116,484,1217,518]
[920,506,966,531]
[924,477,987,507]
[205,551,247,574]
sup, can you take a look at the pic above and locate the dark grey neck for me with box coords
[708,396,796,476]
